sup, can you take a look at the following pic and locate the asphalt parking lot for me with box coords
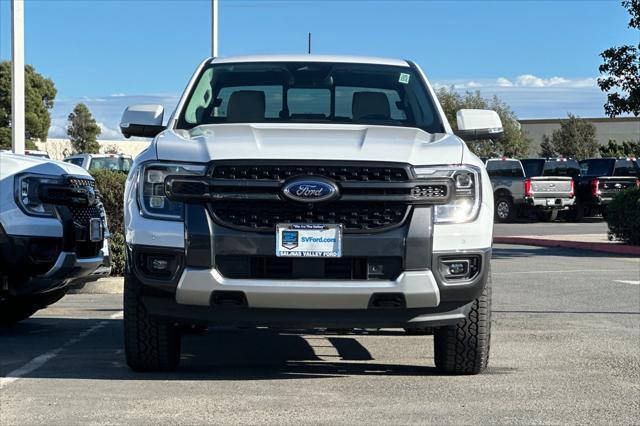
[1,244,639,425]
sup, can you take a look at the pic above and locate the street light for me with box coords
[211,0,218,57]
[11,0,25,155]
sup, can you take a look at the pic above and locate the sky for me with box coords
[0,0,638,140]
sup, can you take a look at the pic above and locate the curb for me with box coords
[69,277,123,294]
[494,236,640,256]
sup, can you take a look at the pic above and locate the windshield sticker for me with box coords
[399,73,410,84]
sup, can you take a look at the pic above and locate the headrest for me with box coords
[227,90,266,122]
[352,92,391,121]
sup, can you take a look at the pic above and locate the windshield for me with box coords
[89,157,132,172]
[522,159,580,178]
[520,159,544,177]
[176,62,444,134]
[579,159,615,176]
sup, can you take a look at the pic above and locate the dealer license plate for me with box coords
[276,224,342,258]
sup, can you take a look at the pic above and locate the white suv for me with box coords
[120,55,502,374]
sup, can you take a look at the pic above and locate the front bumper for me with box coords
[132,204,491,328]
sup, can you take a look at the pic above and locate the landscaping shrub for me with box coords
[606,187,640,246]
[92,170,127,275]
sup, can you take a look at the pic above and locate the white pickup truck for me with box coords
[120,55,502,374]
[0,152,109,324]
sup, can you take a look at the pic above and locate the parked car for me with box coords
[485,158,526,222]
[0,152,110,324]
[570,157,640,220]
[119,55,502,374]
[63,153,133,173]
[519,158,577,221]
[0,149,50,159]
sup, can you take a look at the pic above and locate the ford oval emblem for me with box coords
[282,177,339,203]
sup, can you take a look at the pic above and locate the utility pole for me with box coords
[211,0,218,57]
[11,0,25,154]
[308,32,311,54]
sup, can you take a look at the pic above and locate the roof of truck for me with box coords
[211,54,409,67]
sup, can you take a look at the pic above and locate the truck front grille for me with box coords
[211,202,409,232]
[211,164,410,182]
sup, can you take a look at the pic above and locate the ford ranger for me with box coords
[120,55,503,374]
[0,152,109,324]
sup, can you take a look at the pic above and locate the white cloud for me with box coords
[496,77,514,87]
[97,122,123,139]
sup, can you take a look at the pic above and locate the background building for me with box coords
[520,117,640,156]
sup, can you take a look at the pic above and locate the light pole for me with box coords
[11,0,25,154]
[211,0,218,57]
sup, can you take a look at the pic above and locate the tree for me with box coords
[67,103,101,153]
[541,114,599,160]
[0,61,56,150]
[598,139,640,157]
[436,88,531,158]
[539,135,557,157]
[598,0,640,117]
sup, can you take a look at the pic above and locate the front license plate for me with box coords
[276,224,342,258]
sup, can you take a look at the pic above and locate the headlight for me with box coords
[14,174,61,217]
[137,162,207,220]
[413,165,481,224]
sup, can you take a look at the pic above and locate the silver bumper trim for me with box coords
[175,268,441,309]
[42,251,105,280]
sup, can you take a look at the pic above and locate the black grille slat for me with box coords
[212,164,410,182]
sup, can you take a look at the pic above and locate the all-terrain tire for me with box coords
[124,269,181,372]
[433,274,491,375]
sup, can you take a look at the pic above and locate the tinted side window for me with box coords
[613,160,640,177]
[64,158,84,167]
[580,159,615,176]
[520,159,544,177]
[486,161,524,178]
[543,160,581,179]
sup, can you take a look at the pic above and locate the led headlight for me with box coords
[413,165,481,224]
[137,162,207,220]
[14,174,61,217]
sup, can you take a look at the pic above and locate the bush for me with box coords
[92,170,127,275]
[606,187,640,246]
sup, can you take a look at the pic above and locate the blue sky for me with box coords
[0,0,637,139]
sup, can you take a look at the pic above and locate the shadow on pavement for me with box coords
[1,318,514,380]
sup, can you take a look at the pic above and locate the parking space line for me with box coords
[0,311,122,389]
[493,269,639,275]
[613,280,640,285]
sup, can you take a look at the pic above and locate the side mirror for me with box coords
[455,109,504,141]
[120,104,166,138]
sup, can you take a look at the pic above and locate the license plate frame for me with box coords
[276,223,342,258]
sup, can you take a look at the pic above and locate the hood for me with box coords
[0,152,91,180]
[154,123,464,166]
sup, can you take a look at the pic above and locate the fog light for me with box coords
[448,262,467,276]
[151,258,169,271]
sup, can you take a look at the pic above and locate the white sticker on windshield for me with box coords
[399,73,410,84]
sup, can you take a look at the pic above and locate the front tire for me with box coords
[433,274,491,375]
[124,269,181,372]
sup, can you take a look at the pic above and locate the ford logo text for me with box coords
[282,178,339,203]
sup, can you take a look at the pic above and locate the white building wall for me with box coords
[36,138,151,160]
